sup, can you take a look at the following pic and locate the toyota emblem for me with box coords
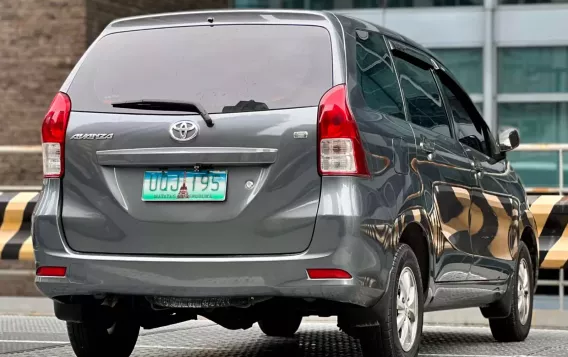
[169,120,199,142]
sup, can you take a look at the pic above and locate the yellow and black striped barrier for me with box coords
[0,191,38,261]
[530,195,568,269]
[1,191,568,269]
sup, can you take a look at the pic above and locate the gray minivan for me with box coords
[34,9,536,357]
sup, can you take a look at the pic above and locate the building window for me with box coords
[233,0,270,7]
[497,46,568,190]
[498,47,568,93]
[233,0,380,8]
[387,0,481,6]
[430,48,483,94]
[499,102,568,188]
[234,0,483,8]
[233,0,489,7]
[500,103,568,188]
[499,0,568,4]
[475,102,483,113]
[310,0,381,8]
[500,103,568,143]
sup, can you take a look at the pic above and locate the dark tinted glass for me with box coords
[68,25,332,114]
[441,81,490,156]
[430,48,483,93]
[395,58,452,138]
[355,31,405,120]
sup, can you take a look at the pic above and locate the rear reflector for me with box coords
[307,269,352,279]
[317,84,369,177]
[36,266,67,277]
[41,92,71,178]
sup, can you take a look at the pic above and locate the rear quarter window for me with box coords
[67,24,333,114]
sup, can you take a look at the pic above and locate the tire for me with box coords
[258,314,303,337]
[360,244,424,357]
[67,318,140,357]
[489,241,533,342]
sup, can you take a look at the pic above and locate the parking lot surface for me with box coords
[1,316,568,356]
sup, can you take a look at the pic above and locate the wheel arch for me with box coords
[519,207,539,289]
[520,226,538,290]
[397,210,434,297]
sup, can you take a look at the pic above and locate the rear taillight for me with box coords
[41,92,71,178]
[317,84,370,177]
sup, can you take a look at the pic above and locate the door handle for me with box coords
[419,139,435,161]
[419,140,435,153]
[471,160,484,178]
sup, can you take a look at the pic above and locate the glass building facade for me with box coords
[234,0,566,8]
[231,0,568,191]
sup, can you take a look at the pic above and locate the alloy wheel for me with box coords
[397,266,419,352]
[517,258,531,325]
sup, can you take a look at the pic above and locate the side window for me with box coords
[394,56,452,138]
[439,78,492,157]
[355,31,406,120]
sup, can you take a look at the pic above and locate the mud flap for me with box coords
[337,295,387,339]
[54,300,114,326]
[479,276,514,319]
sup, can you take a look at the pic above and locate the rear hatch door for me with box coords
[61,24,333,255]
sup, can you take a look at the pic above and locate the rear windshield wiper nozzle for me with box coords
[111,99,214,127]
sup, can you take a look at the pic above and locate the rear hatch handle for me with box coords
[111,99,214,127]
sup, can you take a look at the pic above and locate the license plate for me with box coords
[142,170,227,202]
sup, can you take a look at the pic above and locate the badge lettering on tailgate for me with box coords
[70,133,114,140]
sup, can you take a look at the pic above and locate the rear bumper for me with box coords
[33,179,391,308]
[35,251,381,307]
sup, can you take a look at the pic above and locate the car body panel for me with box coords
[61,109,322,255]
[340,18,418,290]
[335,12,536,296]
[466,147,522,281]
[34,178,385,307]
[408,124,476,283]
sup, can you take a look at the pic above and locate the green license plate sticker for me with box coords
[142,170,227,201]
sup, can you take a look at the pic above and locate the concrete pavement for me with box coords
[1,297,568,329]
[2,316,568,356]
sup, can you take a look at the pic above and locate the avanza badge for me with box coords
[70,133,114,140]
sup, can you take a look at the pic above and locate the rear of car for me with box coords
[33,12,383,308]
[56,24,331,257]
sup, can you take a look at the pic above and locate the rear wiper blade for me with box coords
[111,99,214,127]
[222,100,269,113]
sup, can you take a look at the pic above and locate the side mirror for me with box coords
[498,128,520,153]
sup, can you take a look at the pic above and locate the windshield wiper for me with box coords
[111,100,214,127]
[222,100,269,113]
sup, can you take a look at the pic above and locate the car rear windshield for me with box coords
[67,24,333,115]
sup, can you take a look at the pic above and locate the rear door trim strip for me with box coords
[96,147,278,166]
